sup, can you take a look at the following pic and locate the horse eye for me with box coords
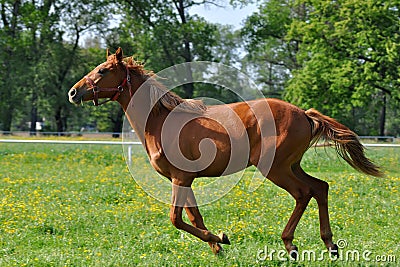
[98,68,108,75]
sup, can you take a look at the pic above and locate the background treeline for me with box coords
[0,0,399,136]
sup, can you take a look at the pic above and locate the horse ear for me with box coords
[106,48,110,58]
[115,47,123,62]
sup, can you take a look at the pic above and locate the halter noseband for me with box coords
[85,65,132,106]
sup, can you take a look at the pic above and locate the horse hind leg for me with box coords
[267,170,313,259]
[291,163,339,256]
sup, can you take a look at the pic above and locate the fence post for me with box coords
[128,145,132,166]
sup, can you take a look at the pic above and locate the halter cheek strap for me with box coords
[85,65,133,106]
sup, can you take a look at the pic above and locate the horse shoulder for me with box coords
[143,133,171,177]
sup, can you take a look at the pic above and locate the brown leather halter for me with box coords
[85,65,132,106]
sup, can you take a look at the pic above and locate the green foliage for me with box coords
[1,0,399,135]
[285,0,400,133]
[241,0,302,97]
[1,0,243,133]
[240,0,400,135]
[113,0,240,99]
[0,0,120,133]
[114,1,218,69]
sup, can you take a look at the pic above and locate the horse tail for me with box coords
[305,108,383,177]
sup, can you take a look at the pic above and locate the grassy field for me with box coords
[0,141,398,266]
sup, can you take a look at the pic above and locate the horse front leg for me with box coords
[184,189,230,254]
[170,179,230,253]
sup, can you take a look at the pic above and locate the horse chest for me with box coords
[148,148,171,176]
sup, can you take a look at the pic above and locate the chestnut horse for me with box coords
[68,48,382,258]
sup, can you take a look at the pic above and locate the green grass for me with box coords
[0,142,398,266]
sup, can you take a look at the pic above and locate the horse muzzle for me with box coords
[68,87,84,104]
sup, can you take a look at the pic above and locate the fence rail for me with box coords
[0,139,142,165]
[0,131,123,138]
[0,139,140,145]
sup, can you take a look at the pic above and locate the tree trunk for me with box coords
[0,1,21,132]
[176,0,194,98]
[29,89,38,135]
[55,106,67,134]
[111,108,124,138]
[182,62,194,98]
[54,24,81,134]
[1,105,13,132]
[379,94,386,136]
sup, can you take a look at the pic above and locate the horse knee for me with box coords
[170,213,184,229]
[293,188,312,205]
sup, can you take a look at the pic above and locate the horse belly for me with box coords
[192,104,258,177]
[196,134,251,177]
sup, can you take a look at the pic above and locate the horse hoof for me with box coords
[211,243,223,255]
[218,232,231,245]
[289,245,298,260]
[330,244,339,258]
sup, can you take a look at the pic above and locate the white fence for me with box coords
[0,139,142,165]
[0,139,140,145]
[0,131,122,138]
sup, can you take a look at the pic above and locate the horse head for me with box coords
[68,47,132,106]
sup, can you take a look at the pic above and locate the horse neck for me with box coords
[118,71,145,111]
[117,74,167,144]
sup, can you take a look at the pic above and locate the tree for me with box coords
[47,0,112,133]
[285,0,400,135]
[114,0,224,98]
[241,0,305,97]
[0,0,114,133]
[0,0,24,132]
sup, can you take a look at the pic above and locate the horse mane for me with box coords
[123,57,207,114]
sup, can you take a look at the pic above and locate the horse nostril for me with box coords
[69,88,77,98]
